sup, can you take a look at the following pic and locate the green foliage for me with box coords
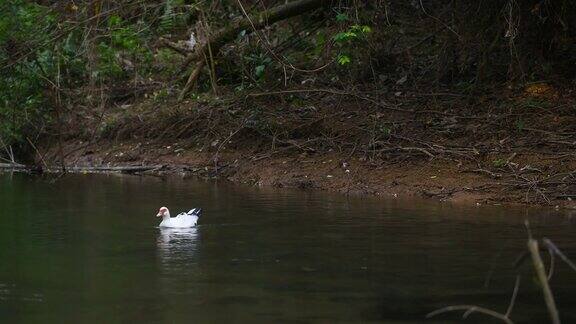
[337,54,351,66]
[333,26,371,43]
[154,48,181,78]
[95,15,153,81]
[0,1,56,145]
[492,159,507,168]
[152,88,170,102]
[333,25,372,44]
[159,0,189,33]
[245,53,272,81]
[0,70,48,144]
[109,16,140,49]
[312,32,327,57]
[254,64,266,79]
[159,0,175,33]
[335,12,349,22]
[96,43,124,78]
[0,1,159,147]
[333,20,372,66]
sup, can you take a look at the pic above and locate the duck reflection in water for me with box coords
[158,227,199,244]
[157,227,200,270]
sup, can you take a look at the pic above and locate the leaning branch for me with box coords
[529,238,561,324]
[0,163,28,170]
[178,0,328,101]
[426,305,514,324]
[426,276,520,324]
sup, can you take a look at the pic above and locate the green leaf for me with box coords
[337,54,351,65]
[159,0,175,33]
[108,15,122,27]
[255,65,265,78]
[333,31,357,43]
[351,25,372,34]
[361,25,372,33]
[336,13,348,22]
[333,32,347,43]
[345,31,357,38]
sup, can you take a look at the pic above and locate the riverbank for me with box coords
[34,135,574,209]
[22,82,575,208]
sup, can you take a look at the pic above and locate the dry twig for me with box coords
[426,275,519,324]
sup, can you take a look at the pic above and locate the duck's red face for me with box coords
[156,207,168,217]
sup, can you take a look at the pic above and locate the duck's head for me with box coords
[156,207,169,217]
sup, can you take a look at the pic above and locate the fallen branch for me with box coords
[178,0,328,100]
[543,238,576,274]
[177,59,206,101]
[181,0,327,70]
[63,165,164,173]
[398,146,435,159]
[0,164,163,174]
[0,135,16,164]
[427,305,514,324]
[158,37,190,56]
[26,136,49,171]
[426,276,520,324]
[430,223,576,324]
[0,162,28,169]
[463,168,502,178]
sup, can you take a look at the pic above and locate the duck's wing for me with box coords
[187,208,202,216]
[165,214,197,227]
[175,212,188,218]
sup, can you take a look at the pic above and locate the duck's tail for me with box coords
[187,208,202,216]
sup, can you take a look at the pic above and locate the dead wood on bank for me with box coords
[0,163,163,174]
[178,0,329,101]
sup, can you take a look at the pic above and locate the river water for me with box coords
[1,173,575,323]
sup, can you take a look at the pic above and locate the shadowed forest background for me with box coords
[1,0,576,204]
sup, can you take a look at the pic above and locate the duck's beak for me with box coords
[156,212,163,217]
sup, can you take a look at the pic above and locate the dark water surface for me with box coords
[1,173,576,323]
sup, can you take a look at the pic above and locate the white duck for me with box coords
[156,206,202,228]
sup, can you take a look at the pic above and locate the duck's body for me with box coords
[157,207,201,228]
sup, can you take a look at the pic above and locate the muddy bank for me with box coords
[35,138,576,209]
[24,81,576,209]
